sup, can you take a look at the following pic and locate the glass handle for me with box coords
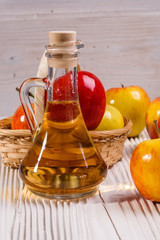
[19,78,46,135]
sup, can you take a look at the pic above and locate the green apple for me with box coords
[96,105,124,131]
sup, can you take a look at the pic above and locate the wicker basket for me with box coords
[0,116,132,168]
[0,52,132,168]
[89,117,132,167]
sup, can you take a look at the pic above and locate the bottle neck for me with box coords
[47,65,78,102]
[45,42,80,102]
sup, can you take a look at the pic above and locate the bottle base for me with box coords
[27,186,98,200]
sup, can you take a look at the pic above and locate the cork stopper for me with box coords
[47,31,78,68]
[49,31,76,46]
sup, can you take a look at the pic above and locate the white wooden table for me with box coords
[0,129,159,240]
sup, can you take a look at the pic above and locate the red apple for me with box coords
[78,71,106,130]
[145,97,160,139]
[53,71,74,101]
[53,71,106,130]
[11,104,34,129]
[130,138,160,202]
[106,86,150,137]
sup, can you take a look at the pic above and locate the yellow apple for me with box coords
[96,105,124,131]
[106,86,150,137]
[145,97,160,139]
[130,138,160,202]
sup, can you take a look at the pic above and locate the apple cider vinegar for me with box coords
[20,101,107,198]
[19,31,107,199]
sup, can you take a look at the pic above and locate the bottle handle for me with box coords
[19,78,46,135]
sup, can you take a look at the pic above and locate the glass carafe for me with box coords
[19,31,107,199]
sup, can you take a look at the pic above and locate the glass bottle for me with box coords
[19,31,107,199]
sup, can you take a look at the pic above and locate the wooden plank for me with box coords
[1,0,160,14]
[100,132,160,240]
[1,0,160,116]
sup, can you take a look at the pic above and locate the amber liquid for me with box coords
[20,100,107,199]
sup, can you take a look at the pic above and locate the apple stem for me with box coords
[121,84,124,88]
[154,120,160,138]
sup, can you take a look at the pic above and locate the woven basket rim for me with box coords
[89,117,132,139]
[0,129,31,137]
[0,116,132,139]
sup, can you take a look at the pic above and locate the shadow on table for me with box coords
[98,183,142,203]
